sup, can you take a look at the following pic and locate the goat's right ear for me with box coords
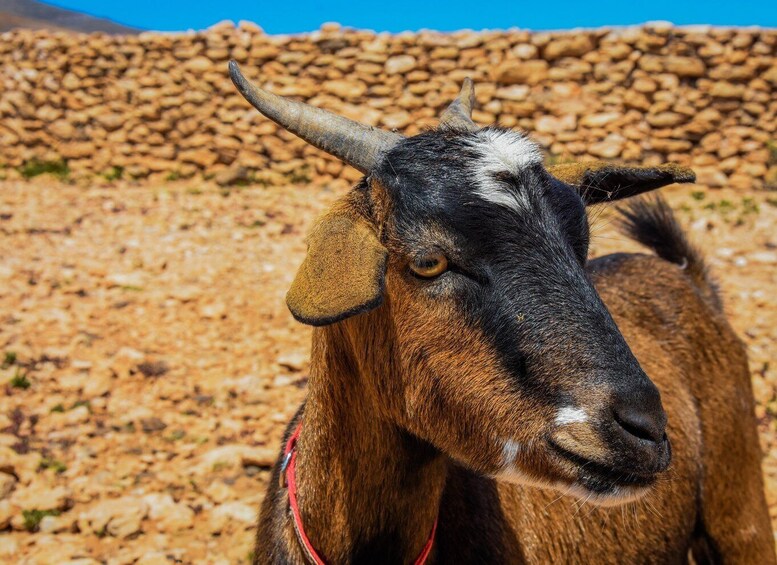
[286,206,387,326]
[548,161,695,205]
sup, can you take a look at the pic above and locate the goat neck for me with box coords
[289,321,446,563]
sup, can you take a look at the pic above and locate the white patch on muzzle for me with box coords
[554,406,588,426]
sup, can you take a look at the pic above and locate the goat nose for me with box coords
[612,387,667,444]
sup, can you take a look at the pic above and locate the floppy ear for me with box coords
[548,161,695,205]
[286,203,387,327]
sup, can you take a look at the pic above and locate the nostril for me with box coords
[613,406,666,444]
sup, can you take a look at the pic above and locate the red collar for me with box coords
[280,420,438,564]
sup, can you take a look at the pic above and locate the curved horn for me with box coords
[229,60,402,174]
[439,78,478,131]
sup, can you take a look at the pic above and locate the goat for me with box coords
[228,61,775,564]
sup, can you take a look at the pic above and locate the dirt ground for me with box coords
[0,176,775,564]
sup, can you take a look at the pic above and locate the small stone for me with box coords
[11,483,71,511]
[136,552,172,565]
[749,252,777,265]
[144,493,194,532]
[588,134,625,159]
[709,82,746,99]
[494,85,530,101]
[385,55,416,75]
[695,168,728,188]
[542,36,594,60]
[184,56,212,72]
[169,285,200,302]
[180,148,218,168]
[646,112,686,127]
[277,351,307,371]
[579,112,621,128]
[323,79,366,100]
[381,111,412,130]
[209,501,256,533]
[215,165,249,186]
[105,272,146,288]
[136,360,169,378]
[140,417,167,433]
[205,480,236,503]
[493,60,548,85]
[0,534,17,557]
[511,43,538,59]
[0,500,13,529]
[38,512,75,533]
[78,496,148,538]
[83,372,112,398]
[0,471,16,498]
[663,56,706,77]
[199,302,227,319]
[535,115,576,134]
[196,444,276,473]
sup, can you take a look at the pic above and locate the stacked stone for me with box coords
[0,21,775,188]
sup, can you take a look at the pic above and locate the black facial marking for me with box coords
[373,127,648,411]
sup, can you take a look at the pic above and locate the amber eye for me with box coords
[410,254,448,278]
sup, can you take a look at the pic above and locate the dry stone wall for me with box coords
[1,21,776,188]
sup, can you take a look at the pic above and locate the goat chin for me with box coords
[562,483,653,508]
[494,468,652,508]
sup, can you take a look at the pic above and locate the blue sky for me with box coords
[42,0,777,34]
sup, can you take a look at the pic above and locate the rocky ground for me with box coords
[0,175,775,563]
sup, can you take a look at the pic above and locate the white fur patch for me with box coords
[466,129,543,212]
[554,406,589,426]
[502,439,521,467]
[495,438,541,486]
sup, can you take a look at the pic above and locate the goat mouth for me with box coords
[548,440,659,493]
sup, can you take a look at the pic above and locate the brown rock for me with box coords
[215,165,249,186]
[50,120,75,140]
[761,66,777,85]
[144,493,194,532]
[535,115,576,134]
[646,112,687,127]
[385,55,417,75]
[494,60,549,85]
[180,148,218,168]
[0,500,13,530]
[381,111,411,130]
[140,417,167,433]
[323,79,366,100]
[11,483,71,511]
[709,82,746,99]
[94,113,123,132]
[184,56,212,72]
[542,35,594,60]
[588,134,625,159]
[695,167,728,188]
[209,501,256,533]
[663,56,706,78]
[580,112,621,128]
[0,472,15,499]
[196,444,276,474]
[79,496,148,538]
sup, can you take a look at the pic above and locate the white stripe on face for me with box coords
[467,129,543,213]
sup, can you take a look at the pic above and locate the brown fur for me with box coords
[253,186,775,564]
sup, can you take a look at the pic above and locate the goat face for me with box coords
[230,64,694,506]
[364,129,675,505]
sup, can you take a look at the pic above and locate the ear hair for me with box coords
[548,161,695,205]
[286,197,387,327]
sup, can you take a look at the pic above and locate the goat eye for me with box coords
[410,254,448,278]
